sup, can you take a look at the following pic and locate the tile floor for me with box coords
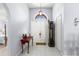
[0,45,8,56]
[20,43,61,56]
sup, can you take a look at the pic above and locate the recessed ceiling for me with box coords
[27,3,54,8]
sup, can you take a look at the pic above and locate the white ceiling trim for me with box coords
[27,3,54,8]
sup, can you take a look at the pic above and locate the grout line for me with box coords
[55,47,63,56]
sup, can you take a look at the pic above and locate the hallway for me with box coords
[20,45,60,56]
[1,3,79,56]
[0,3,63,56]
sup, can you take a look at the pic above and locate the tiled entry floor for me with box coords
[0,45,8,56]
[20,45,61,56]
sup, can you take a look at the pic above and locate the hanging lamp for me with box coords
[39,3,42,15]
[35,4,47,20]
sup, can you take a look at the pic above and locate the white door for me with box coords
[31,21,48,43]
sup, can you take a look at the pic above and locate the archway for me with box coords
[31,11,49,45]
[0,4,9,55]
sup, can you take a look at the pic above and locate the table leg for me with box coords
[32,37,33,46]
[22,44,23,53]
[27,41,29,54]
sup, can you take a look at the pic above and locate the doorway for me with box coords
[31,13,49,45]
[0,4,8,56]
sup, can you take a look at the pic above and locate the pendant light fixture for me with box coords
[35,3,47,20]
[39,3,42,15]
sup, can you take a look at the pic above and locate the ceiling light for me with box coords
[39,10,42,15]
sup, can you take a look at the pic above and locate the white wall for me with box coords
[52,3,64,54]
[30,8,51,43]
[64,3,79,56]
[6,3,29,56]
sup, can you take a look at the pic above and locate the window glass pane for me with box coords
[35,14,47,22]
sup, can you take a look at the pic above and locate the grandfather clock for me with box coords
[48,21,55,47]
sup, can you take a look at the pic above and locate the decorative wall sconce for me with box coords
[74,17,79,26]
[39,32,42,38]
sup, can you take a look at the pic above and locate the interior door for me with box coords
[31,21,48,43]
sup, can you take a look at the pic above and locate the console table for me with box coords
[20,36,33,53]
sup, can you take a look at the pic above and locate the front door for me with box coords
[31,21,49,43]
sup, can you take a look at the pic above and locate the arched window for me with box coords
[35,13,47,22]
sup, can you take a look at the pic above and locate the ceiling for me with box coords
[27,3,54,8]
[0,4,8,20]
